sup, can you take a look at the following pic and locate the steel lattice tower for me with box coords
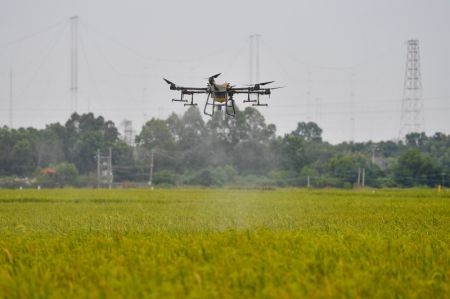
[121,119,134,146]
[399,39,424,139]
[97,148,113,189]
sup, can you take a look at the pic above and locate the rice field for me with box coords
[0,188,449,298]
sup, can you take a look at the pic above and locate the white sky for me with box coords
[0,0,449,143]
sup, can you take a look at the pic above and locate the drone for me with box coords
[163,73,281,117]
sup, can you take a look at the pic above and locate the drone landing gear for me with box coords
[243,92,269,106]
[203,93,214,116]
[172,92,197,106]
[204,94,236,117]
[243,92,256,104]
[226,97,236,117]
[252,93,268,107]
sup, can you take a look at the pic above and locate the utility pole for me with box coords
[108,147,113,189]
[70,16,79,113]
[307,176,310,188]
[362,168,365,187]
[357,168,361,187]
[9,66,13,128]
[97,149,100,189]
[371,146,376,164]
[399,39,424,140]
[148,149,154,187]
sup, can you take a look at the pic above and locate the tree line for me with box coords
[0,106,448,188]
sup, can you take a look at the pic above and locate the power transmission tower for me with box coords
[371,145,377,164]
[399,39,424,140]
[249,34,261,84]
[70,16,79,113]
[121,119,134,146]
[97,148,113,189]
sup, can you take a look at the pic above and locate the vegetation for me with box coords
[0,188,448,298]
[0,107,449,188]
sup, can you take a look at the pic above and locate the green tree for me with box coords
[54,163,79,187]
[136,118,175,150]
[230,107,277,174]
[136,118,177,172]
[111,140,138,182]
[329,155,357,185]
[405,132,428,148]
[64,113,120,174]
[393,149,441,187]
[35,125,65,167]
[10,139,35,176]
[293,121,322,142]
[177,107,210,171]
[280,134,307,172]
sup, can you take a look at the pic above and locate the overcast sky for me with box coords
[1,0,449,143]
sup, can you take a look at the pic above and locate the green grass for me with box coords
[0,188,449,298]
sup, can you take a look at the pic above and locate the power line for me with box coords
[1,104,449,115]
[14,22,68,101]
[223,39,248,75]
[81,21,246,64]
[0,19,67,48]
[79,21,141,105]
[268,96,449,108]
[262,38,354,71]
[79,28,101,112]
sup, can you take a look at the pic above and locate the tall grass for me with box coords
[0,189,449,298]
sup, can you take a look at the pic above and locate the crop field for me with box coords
[0,188,449,298]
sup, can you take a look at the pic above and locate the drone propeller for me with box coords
[163,78,173,84]
[245,81,275,86]
[206,73,221,88]
[257,81,275,86]
[204,73,221,80]
[163,78,176,88]
[245,81,275,89]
